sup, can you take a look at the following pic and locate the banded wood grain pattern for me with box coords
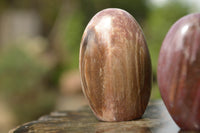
[158,13,200,130]
[79,8,152,121]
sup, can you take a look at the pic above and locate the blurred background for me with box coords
[0,0,199,132]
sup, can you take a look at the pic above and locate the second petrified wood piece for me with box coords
[158,13,200,130]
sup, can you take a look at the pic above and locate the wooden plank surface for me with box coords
[10,100,182,133]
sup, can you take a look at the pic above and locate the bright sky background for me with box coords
[150,0,200,12]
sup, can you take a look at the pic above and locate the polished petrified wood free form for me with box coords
[158,13,200,130]
[79,8,152,121]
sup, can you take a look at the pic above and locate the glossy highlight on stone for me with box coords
[79,8,152,121]
[158,13,200,130]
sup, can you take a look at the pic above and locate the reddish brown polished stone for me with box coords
[158,13,200,130]
[79,8,152,121]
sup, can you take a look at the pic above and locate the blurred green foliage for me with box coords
[79,0,149,21]
[144,2,188,99]
[0,46,47,95]
[144,2,188,75]
[0,0,62,36]
[64,10,86,70]
[0,45,56,123]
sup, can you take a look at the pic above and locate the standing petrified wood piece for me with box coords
[79,8,152,122]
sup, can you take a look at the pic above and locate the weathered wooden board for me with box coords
[10,100,183,133]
